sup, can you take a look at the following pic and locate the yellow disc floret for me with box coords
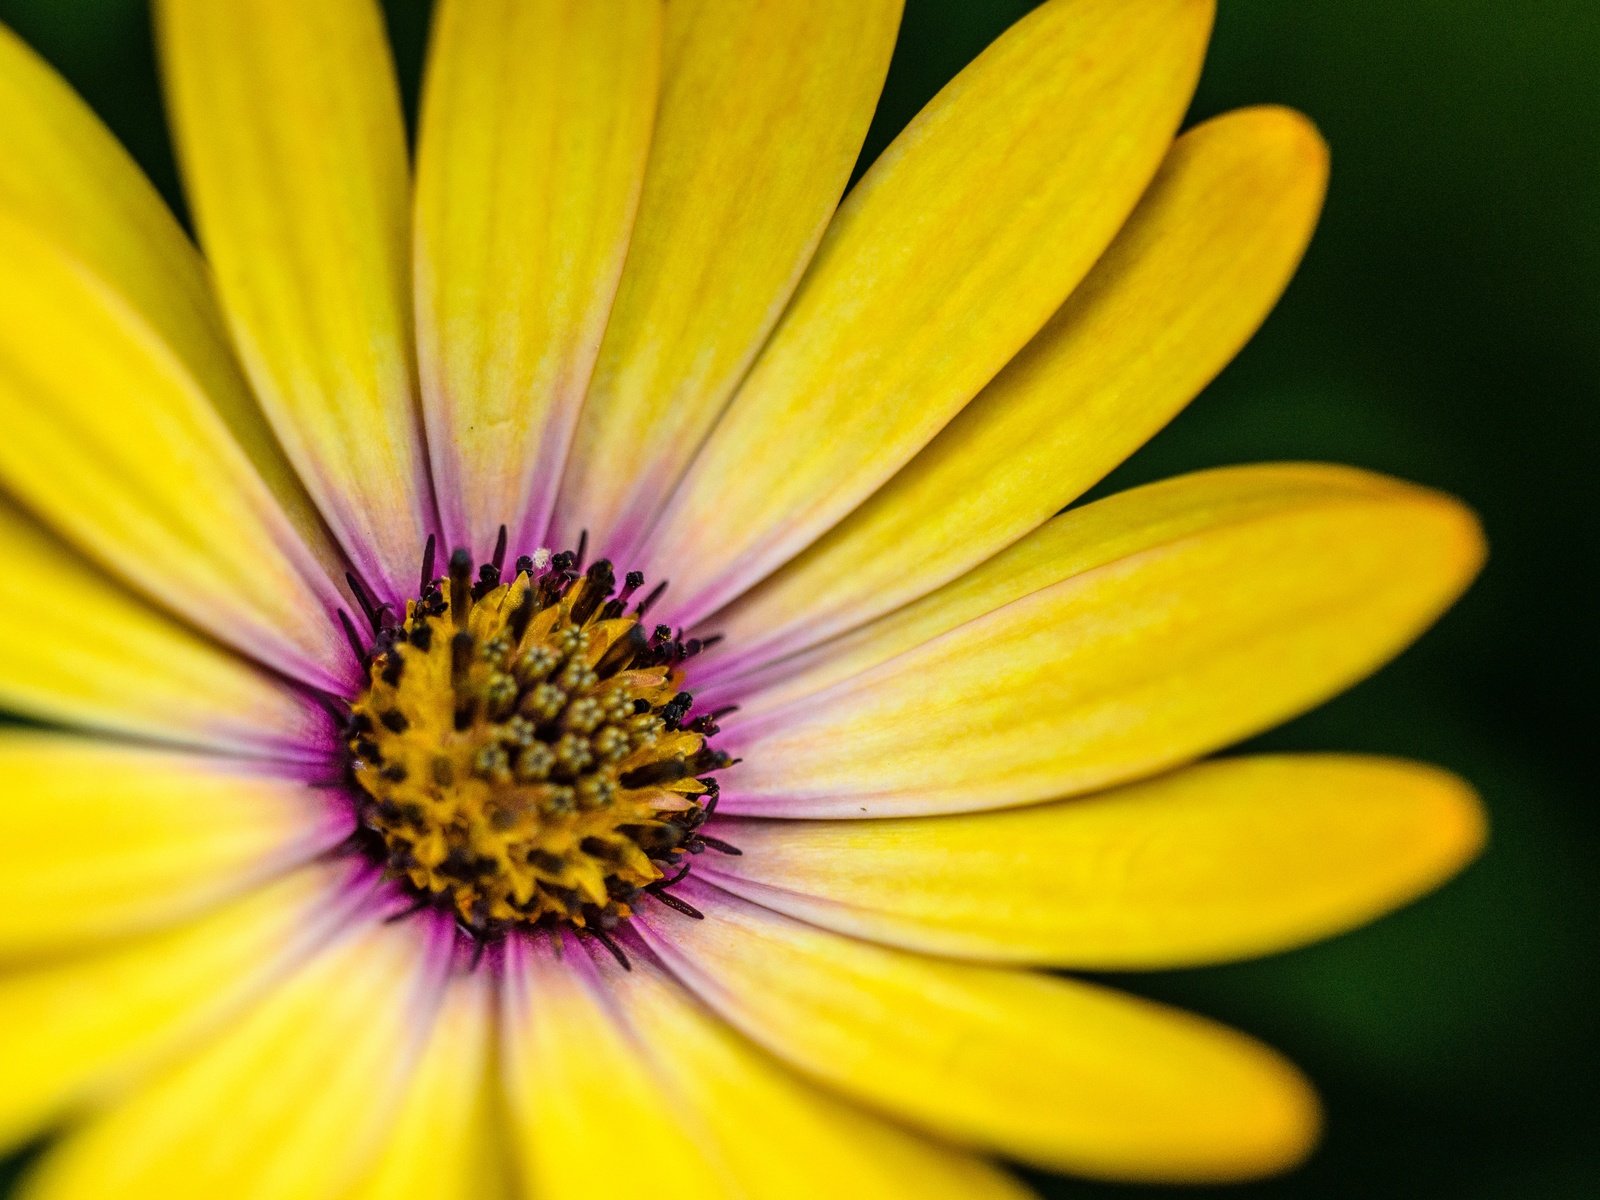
[345,546,729,934]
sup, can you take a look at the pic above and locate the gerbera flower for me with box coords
[0,0,1485,1194]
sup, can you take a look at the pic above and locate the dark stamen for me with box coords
[646,888,704,920]
[594,623,647,677]
[587,926,630,971]
[635,580,667,618]
[619,758,689,788]
[338,609,366,661]
[491,524,509,574]
[418,533,437,595]
[507,585,537,645]
[448,547,473,627]
[345,571,384,634]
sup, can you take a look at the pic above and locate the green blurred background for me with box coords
[0,0,1593,1195]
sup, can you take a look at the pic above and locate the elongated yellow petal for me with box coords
[0,24,342,571]
[641,883,1319,1182]
[703,755,1485,969]
[0,735,348,958]
[553,0,902,555]
[612,942,1035,1199]
[20,908,447,1200]
[641,0,1213,622]
[501,933,1025,1198]
[156,0,429,600]
[0,211,351,691]
[500,935,727,1195]
[712,106,1329,662]
[725,463,1406,717]
[0,500,330,756]
[0,862,356,1152]
[343,974,509,1200]
[720,465,1484,816]
[415,0,661,556]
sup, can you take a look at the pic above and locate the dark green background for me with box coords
[0,0,1593,1195]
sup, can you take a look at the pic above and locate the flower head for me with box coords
[0,0,1484,1195]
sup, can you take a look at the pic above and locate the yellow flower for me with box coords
[0,0,1485,1195]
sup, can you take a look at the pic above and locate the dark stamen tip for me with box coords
[588,926,630,971]
[419,533,438,595]
[337,608,367,661]
[647,888,704,920]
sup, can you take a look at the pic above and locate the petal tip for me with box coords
[1409,488,1490,598]
[1234,1060,1324,1182]
[1405,763,1490,884]
[1234,103,1331,175]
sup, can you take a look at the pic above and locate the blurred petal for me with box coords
[0,734,349,958]
[640,882,1320,1183]
[0,24,343,575]
[711,106,1329,664]
[415,0,661,555]
[554,0,901,555]
[344,973,508,1200]
[500,934,726,1194]
[642,0,1213,623]
[501,932,1026,1198]
[724,464,1381,717]
[156,0,430,600]
[703,755,1485,968]
[720,465,1484,817]
[0,211,352,692]
[611,935,1036,1199]
[0,861,361,1152]
[20,904,449,1200]
[0,499,332,758]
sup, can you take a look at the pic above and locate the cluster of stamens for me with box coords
[341,534,734,944]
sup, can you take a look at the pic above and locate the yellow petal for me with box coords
[156,0,430,600]
[0,861,357,1152]
[19,905,447,1200]
[0,499,330,756]
[0,24,343,573]
[0,734,349,958]
[344,973,510,1200]
[725,462,1377,717]
[703,755,1485,969]
[553,0,902,556]
[640,883,1320,1183]
[641,0,1213,622]
[612,941,1035,1199]
[0,210,352,691]
[415,0,661,556]
[501,933,1025,1198]
[712,106,1329,662]
[500,934,726,1195]
[720,464,1484,816]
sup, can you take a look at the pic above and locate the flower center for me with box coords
[343,539,732,941]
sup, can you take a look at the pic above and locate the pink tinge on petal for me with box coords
[266,769,360,857]
[628,873,746,975]
[242,697,348,769]
[673,641,791,714]
[334,864,466,991]
[343,533,434,620]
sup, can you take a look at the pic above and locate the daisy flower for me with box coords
[0,0,1486,1195]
